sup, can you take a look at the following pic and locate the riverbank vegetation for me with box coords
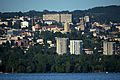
[0,43,120,73]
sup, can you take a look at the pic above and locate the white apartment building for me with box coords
[21,21,29,28]
[70,40,83,55]
[103,41,115,55]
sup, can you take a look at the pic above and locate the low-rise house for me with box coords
[83,49,93,54]
[42,25,63,32]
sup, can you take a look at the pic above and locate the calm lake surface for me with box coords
[0,73,120,80]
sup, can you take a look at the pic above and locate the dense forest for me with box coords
[0,5,120,24]
[0,43,120,73]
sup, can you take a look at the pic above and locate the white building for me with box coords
[70,40,83,55]
[0,21,8,26]
[56,38,68,55]
[84,16,90,22]
[84,49,93,54]
[20,16,24,21]
[21,21,29,28]
[44,20,56,25]
[103,41,115,55]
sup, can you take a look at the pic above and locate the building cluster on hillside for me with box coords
[0,13,120,55]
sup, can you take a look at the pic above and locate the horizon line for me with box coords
[0,5,120,13]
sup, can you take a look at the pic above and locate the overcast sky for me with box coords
[0,0,120,12]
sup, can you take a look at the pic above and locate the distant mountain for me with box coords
[0,5,120,24]
[72,5,120,23]
[88,5,120,14]
[87,5,120,23]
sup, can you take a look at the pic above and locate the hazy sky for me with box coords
[0,0,120,12]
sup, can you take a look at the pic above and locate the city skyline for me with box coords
[0,0,120,12]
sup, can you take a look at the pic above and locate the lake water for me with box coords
[0,73,120,80]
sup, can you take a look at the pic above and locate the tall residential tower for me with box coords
[70,40,83,55]
[103,41,115,55]
[56,38,68,55]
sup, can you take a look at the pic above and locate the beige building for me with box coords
[60,14,72,23]
[77,18,85,31]
[42,25,63,32]
[43,14,60,22]
[56,38,68,55]
[103,41,115,55]
[43,14,72,23]
[64,23,70,32]
[78,24,85,31]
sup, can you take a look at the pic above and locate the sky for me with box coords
[0,0,120,12]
